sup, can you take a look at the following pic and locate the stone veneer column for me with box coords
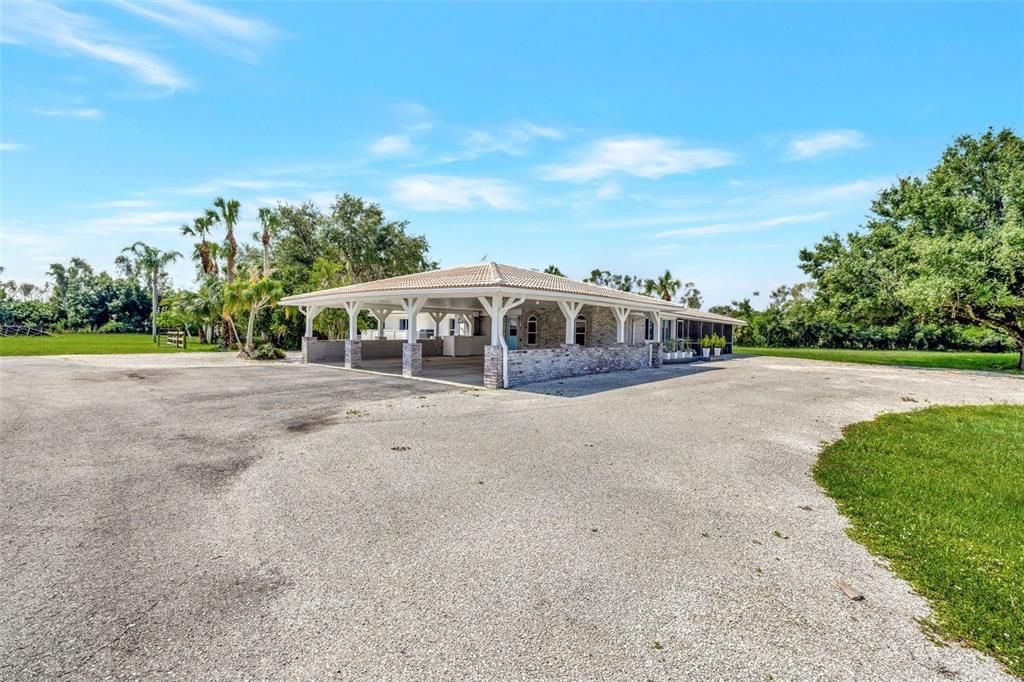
[649,341,663,368]
[344,340,361,369]
[402,342,422,378]
[483,345,503,389]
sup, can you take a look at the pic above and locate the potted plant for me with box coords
[700,335,713,359]
[712,333,725,357]
[663,338,678,360]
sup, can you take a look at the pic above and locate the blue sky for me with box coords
[2,1,1021,307]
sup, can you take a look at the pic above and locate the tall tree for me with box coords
[646,269,681,301]
[584,269,643,292]
[679,281,703,309]
[210,197,240,283]
[257,207,278,277]
[120,242,181,341]
[543,265,565,277]
[180,214,219,277]
[801,128,1024,368]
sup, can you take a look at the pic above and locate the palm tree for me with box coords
[650,269,682,301]
[210,197,241,283]
[224,268,284,357]
[180,214,219,277]
[121,242,182,341]
[543,265,565,277]
[257,207,278,277]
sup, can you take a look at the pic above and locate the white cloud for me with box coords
[392,175,523,211]
[655,211,830,238]
[444,121,564,161]
[543,136,734,182]
[1,142,28,151]
[787,129,867,159]
[110,0,278,61]
[370,134,413,156]
[83,210,195,235]
[31,107,103,119]
[176,177,307,195]
[2,0,189,91]
[91,199,157,208]
[594,181,622,200]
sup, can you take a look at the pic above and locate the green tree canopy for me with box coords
[800,128,1024,368]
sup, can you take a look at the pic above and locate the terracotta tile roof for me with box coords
[280,262,745,324]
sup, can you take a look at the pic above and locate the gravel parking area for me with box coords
[1,354,1021,680]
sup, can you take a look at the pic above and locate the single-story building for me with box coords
[279,263,746,389]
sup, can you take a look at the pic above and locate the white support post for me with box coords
[343,301,362,340]
[611,306,630,344]
[428,311,447,337]
[556,300,585,345]
[369,307,392,339]
[650,310,662,343]
[400,297,427,342]
[477,295,525,389]
[460,313,474,336]
[304,305,322,337]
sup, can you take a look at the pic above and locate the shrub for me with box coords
[250,343,285,360]
[96,320,137,334]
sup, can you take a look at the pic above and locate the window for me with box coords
[507,316,518,338]
[644,318,654,341]
[661,319,672,341]
[399,318,408,331]
[575,315,587,346]
[526,315,538,345]
[449,317,456,335]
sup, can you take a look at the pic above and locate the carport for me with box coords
[279,262,745,389]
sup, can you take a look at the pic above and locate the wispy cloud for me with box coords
[655,211,830,238]
[787,129,867,159]
[392,175,523,211]
[441,121,563,162]
[2,0,189,91]
[370,134,413,156]
[543,136,734,182]
[110,0,278,62]
[1,142,28,151]
[175,177,307,196]
[31,107,103,119]
[91,199,157,209]
[83,210,195,235]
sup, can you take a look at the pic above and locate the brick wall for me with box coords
[505,343,652,387]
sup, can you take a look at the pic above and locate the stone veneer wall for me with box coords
[344,340,361,369]
[302,337,346,363]
[402,342,422,377]
[483,345,503,389]
[505,343,652,387]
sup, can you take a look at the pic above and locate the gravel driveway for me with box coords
[1,354,1021,680]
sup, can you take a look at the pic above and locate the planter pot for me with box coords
[702,348,711,358]
[713,347,722,357]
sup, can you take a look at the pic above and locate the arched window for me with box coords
[575,314,587,346]
[526,315,538,345]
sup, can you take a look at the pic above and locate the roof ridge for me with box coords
[488,262,506,285]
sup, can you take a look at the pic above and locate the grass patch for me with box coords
[0,333,220,356]
[736,346,1021,374]
[814,405,1024,675]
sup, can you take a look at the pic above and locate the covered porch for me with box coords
[280,263,745,389]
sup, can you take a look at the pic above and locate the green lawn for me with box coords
[814,405,1024,676]
[736,346,1021,374]
[0,333,220,356]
